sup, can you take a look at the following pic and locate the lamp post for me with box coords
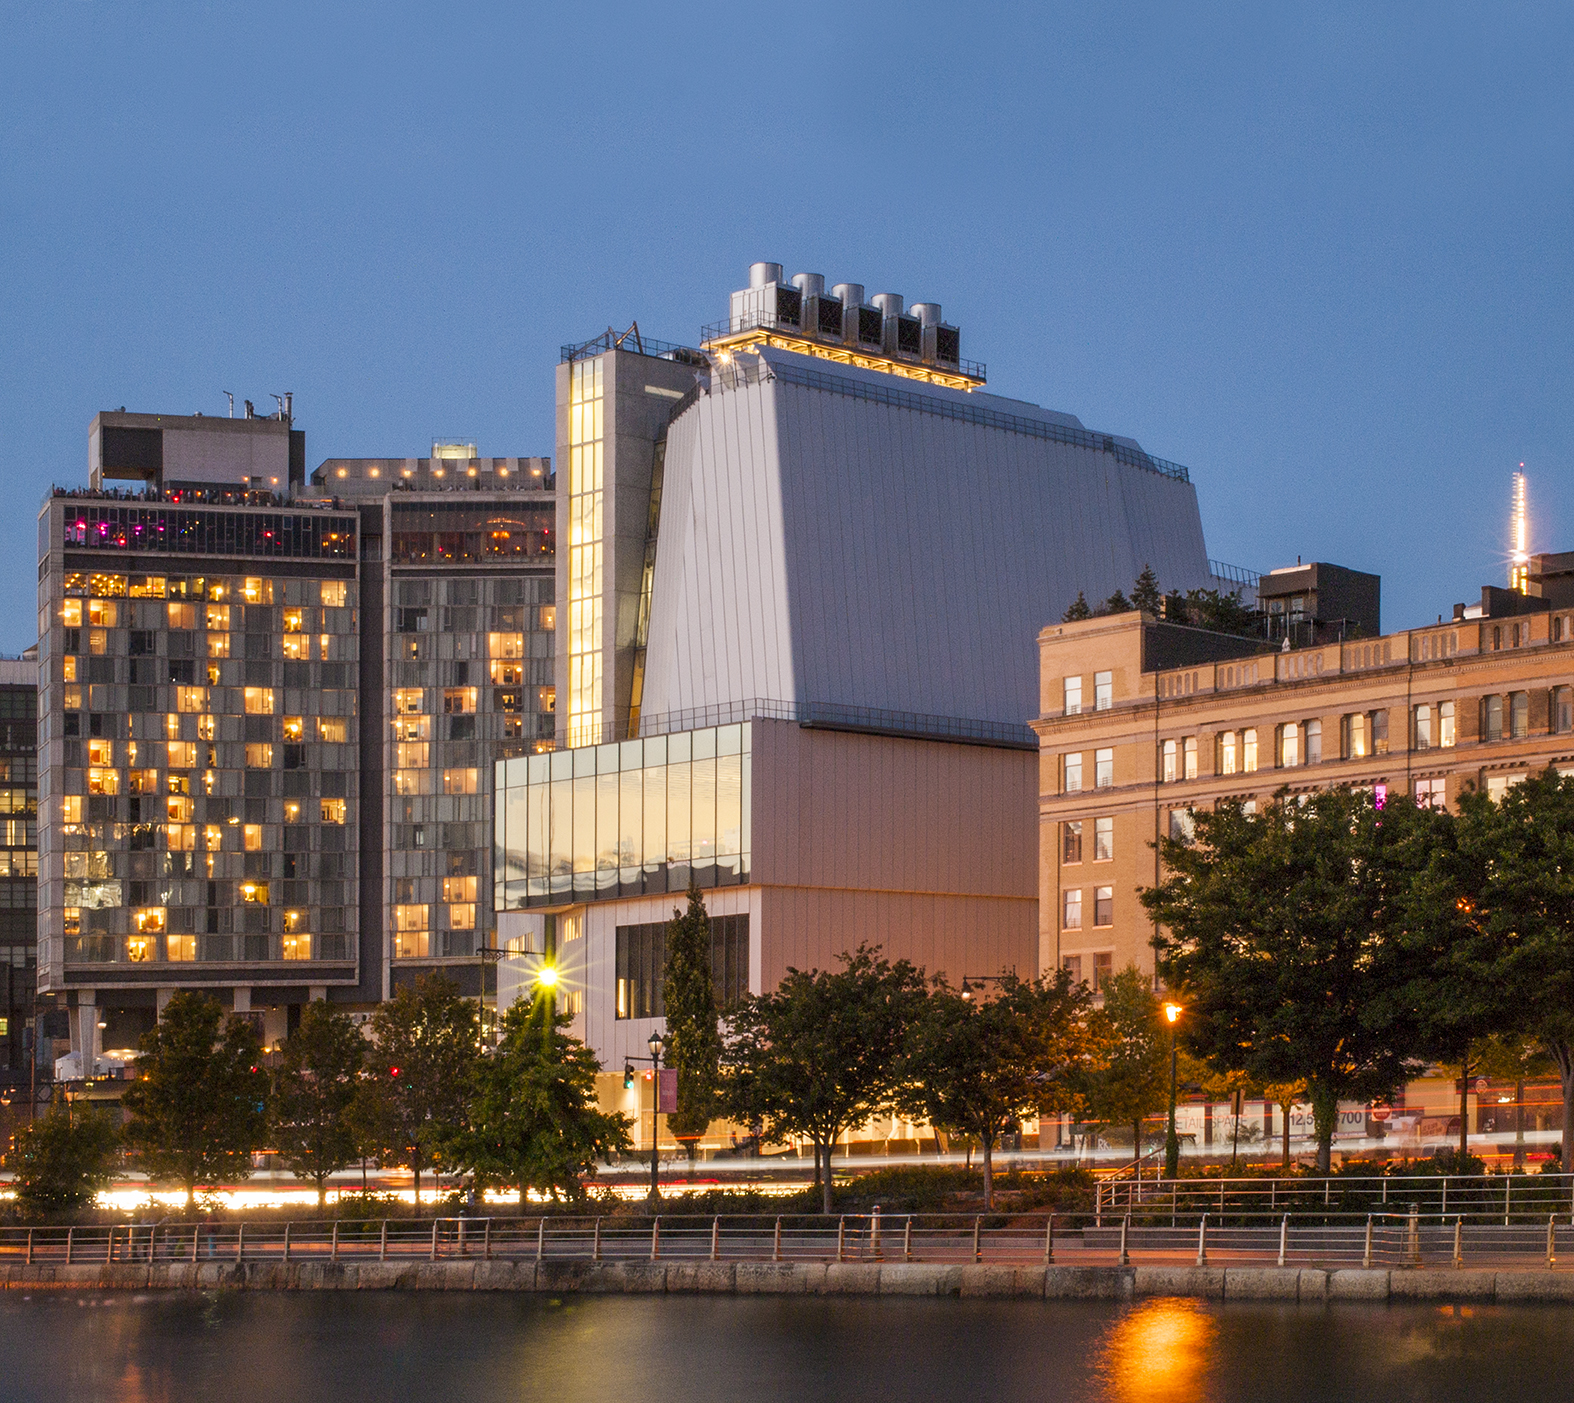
[1164,1002,1183,1179]
[647,1029,667,1203]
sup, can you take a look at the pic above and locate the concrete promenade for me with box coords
[6,1258,1574,1303]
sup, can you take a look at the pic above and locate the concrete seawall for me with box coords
[6,1259,1574,1303]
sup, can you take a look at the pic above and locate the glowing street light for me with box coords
[1164,1002,1184,1179]
[535,965,559,990]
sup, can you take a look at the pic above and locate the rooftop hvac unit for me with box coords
[774,285,802,328]
[936,325,961,365]
[857,306,883,346]
[816,298,843,337]
[896,315,922,356]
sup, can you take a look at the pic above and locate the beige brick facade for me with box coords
[1033,606,1574,987]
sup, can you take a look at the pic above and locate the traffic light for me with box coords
[623,1059,634,1090]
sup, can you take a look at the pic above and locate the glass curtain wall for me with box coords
[566,358,603,747]
[497,722,749,908]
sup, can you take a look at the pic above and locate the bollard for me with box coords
[283,1223,291,1263]
[484,1218,492,1262]
[1096,1183,1102,1229]
[710,1216,720,1262]
[1549,1214,1558,1269]
[972,1215,982,1263]
[1044,1213,1055,1266]
[650,1217,660,1262]
[331,1222,339,1263]
[430,1219,439,1262]
[25,1228,33,1267]
[1277,1214,1288,1268]
[1363,1215,1373,1269]
[106,1225,116,1264]
[836,1216,846,1263]
[1118,1213,1130,1267]
[190,1226,199,1265]
[65,1227,74,1266]
[457,1219,466,1259]
[237,1224,245,1264]
[1196,1213,1208,1268]
[593,1218,602,1262]
[1505,1175,1512,1228]
[1453,1216,1463,1269]
[773,1217,782,1263]
[871,1205,882,1261]
[379,1220,389,1263]
[1408,1205,1420,1267]
[903,1215,912,1263]
[536,1217,545,1262]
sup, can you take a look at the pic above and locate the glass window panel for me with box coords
[549,777,573,876]
[619,767,642,869]
[691,755,717,866]
[527,781,549,882]
[717,752,742,860]
[642,763,666,871]
[572,774,596,873]
[596,769,619,872]
[667,760,691,863]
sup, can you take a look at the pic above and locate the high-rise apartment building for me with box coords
[0,657,38,1088]
[39,414,554,1061]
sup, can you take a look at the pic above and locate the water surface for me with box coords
[1,1291,1566,1401]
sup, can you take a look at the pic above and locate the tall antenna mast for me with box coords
[1509,466,1530,593]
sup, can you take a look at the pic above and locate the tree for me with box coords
[1142,788,1424,1172]
[662,884,723,1156]
[122,992,268,1210]
[1101,589,1133,615]
[723,945,926,1213]
[271,1001,366,1208]
[8,1101,120,1213]
[1062,591,1092,622]
[456,995,631,1203]
[899,971,1090,1208]
[1130,565,1163,616]
[1082,965,1169,1167]
[1260,1080,1308,1168]
[1466,768,1574,1170]
[364,974,479,1204]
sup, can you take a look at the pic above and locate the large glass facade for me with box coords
[59,506,357,559]
[566,357,603,747]
[496,722,750,907]
[389,503,554,564]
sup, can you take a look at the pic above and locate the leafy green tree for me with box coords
[1142,788,1424,1172]
[456,995,631,1203]
[271,1001,366,1207]
[8,1101,120,1213]
[1130,565,1163,616]
[1102,589,1133,615]
[364,974,479,1203]
[1464,768,1574,1170]
[662,884,723,1156]
[1082,965,1169,1166]
[899,971,1090,1208]
[1259,1080,1307,1168]
[1061,591,1092,622]
[723,945,926,1213]
[122,991,268,1209]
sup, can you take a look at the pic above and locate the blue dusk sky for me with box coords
[2,3,1569,652]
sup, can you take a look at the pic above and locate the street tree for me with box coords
[899,970,1091,1208]
[1466,768,1574,1170]
[1130,565,1163,616]
[1062,592,1092,622]
[456,995,631,1203]
[270,1001,367,1207]
[122,991,268,1209]
[1142,788,1424,1172]
[364,974,479,1203]
[1082,965,1169,1166]
[8,1101,120,1213]
[662,884,724,1158]
[722,945,926,1213]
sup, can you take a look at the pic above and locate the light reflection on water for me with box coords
[2,1291,1572,1402]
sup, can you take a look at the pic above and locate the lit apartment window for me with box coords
[1242,728,1258,772]
[1062,821,1083,864]
[1439,701,1456,747]
[1414,704,1433,750]
[1278,722,1300,768]
[1555,687,1574,735]
[1342,713,1370,759]
[1063,889,1082,930]
[317,718,347,743]
[245,743,273,768]
[1413,777,1447,811]
[1218,730,1238,776]
[1094,816,1113,861]
[1486,773,1526,804]
[321,581,347,607]
[443,768,479,795]
[1169,808,1196,842]
[244,687,275,715]
[1482,695,1504,743]
[239,880,269,905]
[1161,739,1177,783]
[1064,676,1083,716]
[243,824,263,851]
[1183,736,1198,780]
[1064,753,1083,793]
[393,688,424,715]
[1510,691,1529,739]
[1094,886,1114,927]
[321,798,347,824]
[167,934,196,961]
[1095,748,1114,788]
[1094,671,1113,711]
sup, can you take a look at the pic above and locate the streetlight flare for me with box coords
[535,965,559,989]
[1164,1002,1183,1024]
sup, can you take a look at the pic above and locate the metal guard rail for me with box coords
[6,1210,1574,1273]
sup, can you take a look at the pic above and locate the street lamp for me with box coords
[1164,1002,1183,1179]
[647,1029,667,1204]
